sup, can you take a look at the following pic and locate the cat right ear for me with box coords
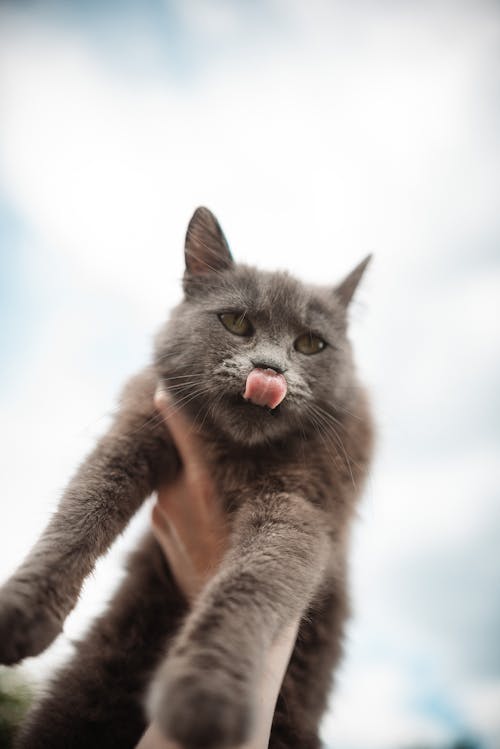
[334,254,372,307]
[184,207,234,277]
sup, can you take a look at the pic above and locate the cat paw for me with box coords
[150,658,255,749]
[0,584,63,665]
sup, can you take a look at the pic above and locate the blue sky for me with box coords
[0,2,499,747]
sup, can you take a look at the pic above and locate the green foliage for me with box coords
[0,669,33,749]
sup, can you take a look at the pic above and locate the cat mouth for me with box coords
[242,368,288,410]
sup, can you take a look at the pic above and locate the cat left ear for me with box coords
[184,207,234,276]
[334,254,372,307]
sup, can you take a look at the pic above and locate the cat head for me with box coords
[154,207,370,446]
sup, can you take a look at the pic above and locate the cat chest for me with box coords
[207,452,341,515]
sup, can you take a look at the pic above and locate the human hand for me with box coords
[151,387,229,602]
[136,388,299,749]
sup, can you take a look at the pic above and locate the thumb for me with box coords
[154,386,205,471]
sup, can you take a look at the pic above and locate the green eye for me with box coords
[294,333,326,355]
[219,312,253,337]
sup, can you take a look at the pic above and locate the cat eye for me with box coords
[294,333,326,355]
[218,312,254,337]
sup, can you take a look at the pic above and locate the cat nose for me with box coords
[251,360,286,375]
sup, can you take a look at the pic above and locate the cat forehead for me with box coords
[204,265,341,325]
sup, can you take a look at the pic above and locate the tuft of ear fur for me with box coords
[334,254,372,307]
[184,207,233,276]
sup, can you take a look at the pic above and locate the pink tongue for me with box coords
[243,368,287,409]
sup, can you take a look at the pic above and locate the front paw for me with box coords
[149,655,255,749]
[0,582,63,665]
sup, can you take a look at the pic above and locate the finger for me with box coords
[151,504,180,561]
[152,501,191,561]
[135,722,181,749]
[154,386,205,473]
[151,502,171,535]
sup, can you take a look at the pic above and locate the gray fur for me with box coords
[0,207,374,749]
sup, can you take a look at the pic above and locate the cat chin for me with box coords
[215,400,292,447]
[179,392,293,446]
[221,426,285,447]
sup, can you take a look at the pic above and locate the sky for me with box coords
[0,1,499,747]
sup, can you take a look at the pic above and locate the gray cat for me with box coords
[0,207,374,749]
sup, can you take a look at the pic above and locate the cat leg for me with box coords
[149,491,331,749]
[269,581,349,749]
[0,367,178,665]
[15,533,188,749]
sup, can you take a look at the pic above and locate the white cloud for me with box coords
[322,661,452,749]
[1,1,498,301]
[457,680,500,747]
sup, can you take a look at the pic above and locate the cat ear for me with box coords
[184,207,234,276]
[334,254,372,307]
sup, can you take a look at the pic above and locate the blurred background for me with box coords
[0,1,499,747]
